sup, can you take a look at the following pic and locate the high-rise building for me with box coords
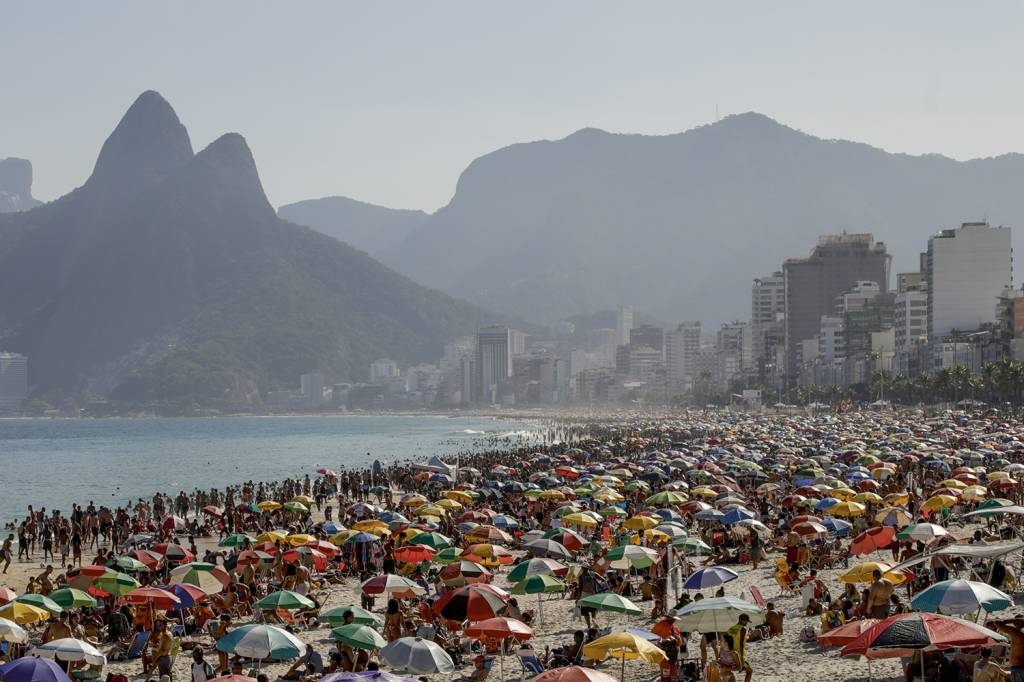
[751,272,785,360]
[666,321,701,391]
[300,372,325,408]
[926,222,1013,340]
[0,352,27,412]
[510,330,527,356]
[783,233,891,386]
[616,305,634,347]
[369,358,400,384]
[477,326,513,404]
[628,325,664,358]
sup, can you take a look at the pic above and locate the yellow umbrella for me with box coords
[583,632,667,679]
[443,490,476,503]
[937,479,967,490]
[830,488,856,500]
[562,512,599,528]
[401,494,429,508]
[884,492,910,506]
[757,483,781,493]
[416,505,447,518]
[922,495,957,511]
[962,485,988,502]
[257,531,288,543]
[623,516,658,531]
[539,490,566,501]
[330,530,358,546]
[0,602,50,624]
[839,562,906,585]
[256,501,281,512]
[830,501,866,517]
[592,487,625,503]
[291,495,315,506]
[644,529,671,544]
[989,471,1011,480]
[875,507,913,527]
[691,487,717,499]
[353,520,391,535]
[287,533,316,547]
[436,498,463,510]
[852,492,883,505]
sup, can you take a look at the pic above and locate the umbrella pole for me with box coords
[620,653,625,682]
[867,659,872,682]
[499,640,505,682]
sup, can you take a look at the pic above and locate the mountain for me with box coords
[0,158,41,212]
[376,114,1024,324]
[278,196,428,257]
[0,91,489,407]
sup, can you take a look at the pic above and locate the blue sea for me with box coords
[0,415,542,525]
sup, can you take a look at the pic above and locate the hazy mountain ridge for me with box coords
[277,196,428,257]
[0,91,489,406]
[371,113,1024,323]
[0,158,42,213]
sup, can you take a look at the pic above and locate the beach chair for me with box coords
[126,631,150,659]
[517,646,545,679]
[749,586,766,609]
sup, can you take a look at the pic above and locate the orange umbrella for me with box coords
[124,587,181,610]
[850,527,896,557]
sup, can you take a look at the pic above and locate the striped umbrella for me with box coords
[32,638,106,666]
[124,587,181,611]
[579,593,642,616]
[255,590,315,611]
[841,612,1006,660]
[170,562,230,594]
[48,589,97,610]
[438,560,492,587]
[674,597,765,633]
[433,584,509,622]
[507,558,568,583]
[331,624,387,650]
[360,574,425,599]
[321,606,384,628]
[216,624,306,660]
[911,580,1012,615]
[682,566,739,590]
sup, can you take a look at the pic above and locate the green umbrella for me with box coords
[976,498,1014,518]
[645,491,687,506]
[219,533,257,548]
[255,590,315,611]
[48,588,97,609]
[510,574,565,595]
[331,624,387,650]
[321,606,384,628]
[673,537,712,555]
[508,559,566,583]
[14,593,62,615]
[579,592,642,615]
[624,480,651,492]
[369,486,390,496]
[432,547,463,564]
[603,544,659,569]
[115,557,151,572]
[409,532,452,549]
[282,501,309,514]
[94,570,140,596]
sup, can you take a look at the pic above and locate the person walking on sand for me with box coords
[0,535,12,573]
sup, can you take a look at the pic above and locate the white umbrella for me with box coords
[380,637,456,674]
[32,638,106,665]
[674,597,764,633]
[215,624,306,660]
[0,617,28,644]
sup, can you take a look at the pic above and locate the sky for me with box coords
[3,2,1024,212]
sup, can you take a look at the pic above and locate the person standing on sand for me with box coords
[0,535,11,573]
[866,568,893,620]
[992,619,1024,682]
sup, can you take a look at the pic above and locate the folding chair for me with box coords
[126,631,150,659]
[749,585,766,609]
[517,646,545,679]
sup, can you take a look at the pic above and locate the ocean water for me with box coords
[0,415,541,525]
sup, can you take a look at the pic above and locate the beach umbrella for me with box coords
[721,508,757,525]
[507,558,568,583]
[408,532,452,549]
[466,526,514,544]
[256,501,281,512]
[462,544,515,565]
[433,584,509,622]
[0,587,16,605]
[13,594,62,616]
[0,617,28,644]
[438,561,492,587]
[510,575,565,596]
[216,624,306,660]
[673,537,713,555]
[124,587,181,611]
[850,527,896,556]
[922,495,957,512]
[255,590,315,611]
[465,616,534,680]
[170,562,230,593]
[818,619,879,647]
[579,593,642,616]
[838,562,907,585]
[331,624,387,650]
[791,521,828,538]
[875,507,913,527]
[152,543,195,563]
[682,566,739,590]
[236,550,273,566]
[522,539,572,560]
[0,657,70,682]
[911,580,1012,615]
[257,530,288,544]
[114,556,151,572]
[561,512,599,528]
[394,545,436,564]
[603,545,659,570]
[545,529,590,551]
[360,575,425,599]
[897,523,949,543]
[693,509,725,522]
[582,632,666,681]
[287,533,317,546]
[31,638,105,666]
[282,502,309,514]
[93,570,141,596]
[831,501,867,517]
[673,596,765,632]
[322,674,416,682]
[531,667,619,682]
[157,583,206,609]
[431,547,463,564]
[47,589,96,610]
[162,514,187,531]
[380,637,455,674]
[322,606,384,628]
[0,603,49,625]
[841,612,1006,660]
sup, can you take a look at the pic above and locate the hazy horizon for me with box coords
[4,2,1024,211]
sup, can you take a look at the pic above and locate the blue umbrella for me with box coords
[683,566,739,590]
[491,515,519,530]
[721,508,756,525]
[323,522,344,534]
[911,580,1012,615]
[347,532,381,544]
[0,658,71,682]
[822,518,852,535]
[156,583,200,608]
[694,509,725,522]
[815,497,841,511]
[653,508,683,523]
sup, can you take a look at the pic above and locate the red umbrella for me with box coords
[680,501,711,514]
[394,545,437,563]
[791,515,822,525]
[305,540,338,557]
[162,515,187,531]
[780,495,807,508]
[282,548,327,571]
[465,616,534,641]
[841,612,1007,660]
[850,527,896,557]
[546,531,589,552]
[458,511,490,523]
[0,587,16,604]
[856,480,881,492]
[201,506,224,517]
[439,560,493,586]
[124,587,182,611]
[818,619,879,647]
[130,549,164,570]
[433,584,509,622]
[152,543,195,564]
[236,550,273,566]
[792,521,828,537]
[531,667,618,682]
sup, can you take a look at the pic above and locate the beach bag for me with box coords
[799,625,817,643]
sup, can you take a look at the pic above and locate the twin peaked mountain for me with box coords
[0,91,487,406]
